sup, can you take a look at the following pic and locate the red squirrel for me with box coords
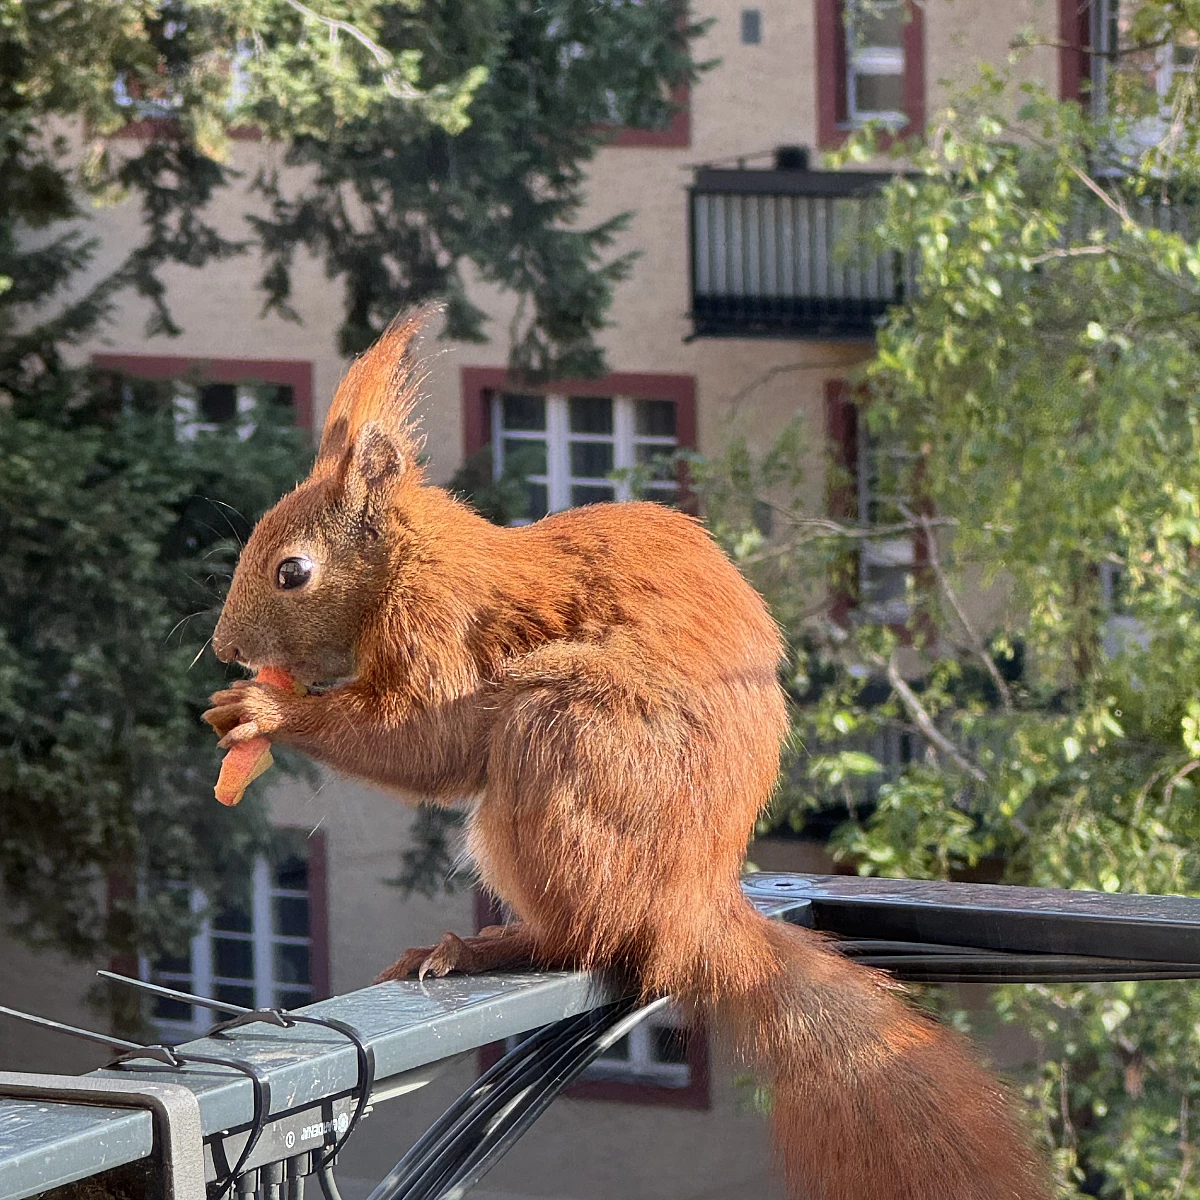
[204,313,1049,1200]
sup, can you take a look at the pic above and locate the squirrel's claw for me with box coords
[217,720,262,749]
[374,933,480,982]
[374,925,542,983]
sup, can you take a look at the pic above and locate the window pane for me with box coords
[525,482,549,520]
[213,937,254,980]
[501,393,545,431]
[740,8,762,43]
[635,399,677,438]
[504,438,547,475]
[568,396,613,435]
[154,997,193,1023]
[276,988,312,1011]
[212,900,252,934]
[652,1025,690,1065]
[596,1034,631,1062]
[273,895,310,938]
[273,854,307,891]
[569,441,614,478]
[198,382,238,424]
[155,950,191,974]
[635,444,676,477]
[274,942,311,985]
[216,983,255,1010]
[850,1,903,49]
[854,72,905,114]
[571,485,615,507]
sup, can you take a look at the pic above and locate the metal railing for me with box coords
[689,167,904,340]
[4,873,1200,1200]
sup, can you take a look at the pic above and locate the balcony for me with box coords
[689,164,903,340]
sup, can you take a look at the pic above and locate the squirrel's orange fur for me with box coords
[205,313,1049,1200]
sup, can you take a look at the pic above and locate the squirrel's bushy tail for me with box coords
[678,904,1050,1200]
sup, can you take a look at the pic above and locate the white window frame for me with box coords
[142,856,314,1040]
[585,1007,692,1087]
[173,382,261,442]
[492,393,678,522]
[844,0,907,128]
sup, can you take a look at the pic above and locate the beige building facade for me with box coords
[2,2,1081,1197]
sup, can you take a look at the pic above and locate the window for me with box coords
[825,379,918,626]
[108,377,292,441]
[493,393,679,520]
[741,8,763,44]
[92,355,314,430]
[462,369,697,519]
[144,836,328,1039]
[816,0,924,147]
[845,1,906,126]
[857,428,917,624]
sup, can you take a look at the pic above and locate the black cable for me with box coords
[376,1004,625,1200]
[290,1015,375,1168]
[110,1048,271,1200]
[206,1009,375,1171]
[443,999,666,1198]
[367,997,662,1200]
[316,1159,344,1200]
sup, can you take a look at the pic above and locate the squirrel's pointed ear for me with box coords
[343,421,403,515]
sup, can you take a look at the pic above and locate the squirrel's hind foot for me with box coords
[374,923,542,983]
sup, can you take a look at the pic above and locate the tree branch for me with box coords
[900,504,1013,710]
[865,650,987,782]
[1026,245,1110,265]
[280,0,423,101]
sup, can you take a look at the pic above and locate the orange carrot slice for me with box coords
[214,667,299,807]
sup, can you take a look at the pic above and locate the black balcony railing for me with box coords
[689,167,903,340]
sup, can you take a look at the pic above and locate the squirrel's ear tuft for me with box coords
[343,421,403,515]
[313,305,437,477]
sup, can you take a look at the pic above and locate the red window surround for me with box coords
[825,378,861,627]
[815,0,926,149]
[1059,0,1093,102]
[462,366,696,454]
[606,84,691,148]
[473,892,711,1109]
[92,354,314,430]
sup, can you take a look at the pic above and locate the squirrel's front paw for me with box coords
[203,680,297,747]
[375,926,542,982]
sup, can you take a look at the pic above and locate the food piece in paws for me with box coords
[213,667,299,806]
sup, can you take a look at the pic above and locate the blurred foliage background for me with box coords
[0,0,696,1020]
[692,8,1200,1193]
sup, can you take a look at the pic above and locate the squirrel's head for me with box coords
[213,311,430,687]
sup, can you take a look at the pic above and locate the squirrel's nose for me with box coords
[213,634,242,664]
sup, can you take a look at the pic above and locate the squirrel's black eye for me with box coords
[276,557,313,590]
